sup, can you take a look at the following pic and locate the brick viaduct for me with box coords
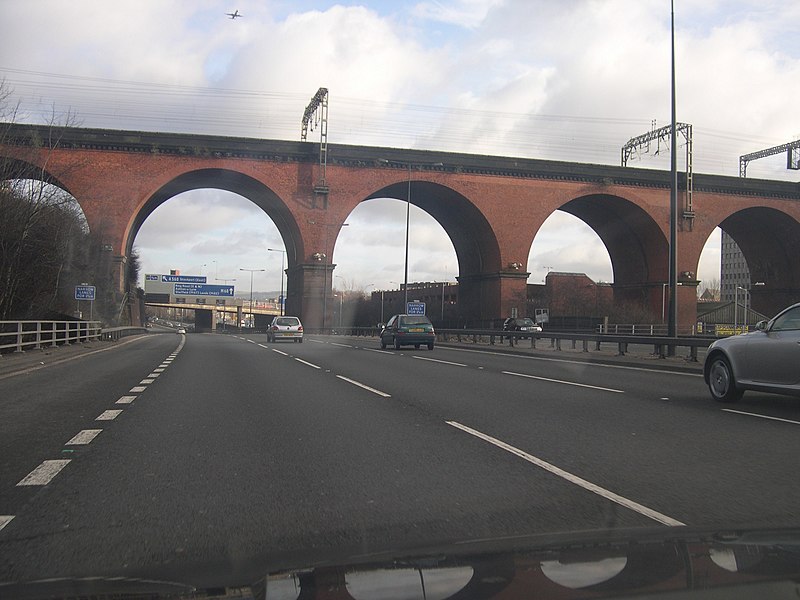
[2,123,799,330]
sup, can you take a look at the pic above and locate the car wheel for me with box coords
[707,355,743,403]
[394,337,401,350]
[380,337,387,349]
[298,338,303,343]
[414,344,420,349]
[427,342,434,350]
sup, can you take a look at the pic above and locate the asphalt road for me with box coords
[1,331,800,587]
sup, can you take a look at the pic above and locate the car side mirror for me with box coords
[378,323,385,330]
[755,320,768,332]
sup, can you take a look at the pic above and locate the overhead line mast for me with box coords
[739,139,800,177]
[301,87,330,203]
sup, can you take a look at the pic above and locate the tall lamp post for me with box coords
[267,248,286,316]
[239,268,264,328]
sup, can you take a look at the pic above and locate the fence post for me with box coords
[15,321,23,352]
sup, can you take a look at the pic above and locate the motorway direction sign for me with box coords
[406,301,426,315]
[173,283,234,297]
[74,285,96,300]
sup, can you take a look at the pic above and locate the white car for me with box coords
[267,316,304,343]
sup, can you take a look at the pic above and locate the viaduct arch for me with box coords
[1,123,798,330]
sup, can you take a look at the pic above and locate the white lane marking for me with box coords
[412,356,467,367]
[17,460,71,486]
[129,386,147,393]
[258,343,270,349]
[446,421,685,527]
[336,375,392,398]
[272,348,289,356]
[502,371,624,394]
[445,347,702,377]
[153,368,166,372]
[294,358,321,369]
[331,342,353,348]
[96,410,123,421]
[0,515,14,532]
[140,378,155,384]
[66,429,103,445]
[308,339,326,344]
[722,409,800,426]
[116,395,137,404]
[247,339,257,344]
[147,373,160,378]
[362,348,394,355]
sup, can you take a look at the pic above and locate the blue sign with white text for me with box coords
[74,285,96,300]
[406,302,426,315]
[162,275,207,283]
[174,283,234,297]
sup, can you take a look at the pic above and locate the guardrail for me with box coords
[0,320,102,353]
[0,321,148,354]
[320,326,713,362]
[437,329,712,361]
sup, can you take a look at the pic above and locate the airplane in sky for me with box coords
[226,10,242,19]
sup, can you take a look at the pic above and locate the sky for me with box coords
[2,0,799,295]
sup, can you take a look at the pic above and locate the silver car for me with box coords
[704,302,800,402]
[267,316,304,343]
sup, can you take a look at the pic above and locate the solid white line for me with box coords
[272,348,289,356]
[446,421,685,527]
[722,409,800,426]
[294,357,321,369]
[412,356,467,367]
[503,371,624,394]
[445,346,702,377]
[116,395,137,404]
[336,375,391,397]
[66,429,103,445]
[0,515,14,532]
[96,410,123,421]
[17,460,71,486]
[129,386,146,393]
[331,342,353,348]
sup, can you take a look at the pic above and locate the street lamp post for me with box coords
[267,248,286,316]
[240,268,264,328]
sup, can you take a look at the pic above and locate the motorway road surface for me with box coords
[1,331,800,586]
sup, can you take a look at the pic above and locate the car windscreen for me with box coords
[276,317,299,326]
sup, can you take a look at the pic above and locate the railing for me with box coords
[0,320,102,353]
[319,326,712,362]
[0,321,148,353]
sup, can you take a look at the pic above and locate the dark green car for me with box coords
[380,314,435,350]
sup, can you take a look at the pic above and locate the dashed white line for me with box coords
[96,410,123,421]
[154,368,166,372]
[413,356,467,367]
[17,460,71,486]
[147,373,161,378]
[502,371,624,394]
[446,421,685,527]
[336,375,391,398]
[331,342,353,348]
[66,429,103,445]
[294,357,321,369]
[0,515,14,532]
[247,339,257,344]
[361,348,394,354]
[129,386,147,393]
[116,395,137,404]
[272,348,289,356]
[140,378,155,384]
[722,409,800,426]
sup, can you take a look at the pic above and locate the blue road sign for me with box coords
[74,285,96,300]
[174,283,234,297]
[162,275,207,283]
[406,301,426,315]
